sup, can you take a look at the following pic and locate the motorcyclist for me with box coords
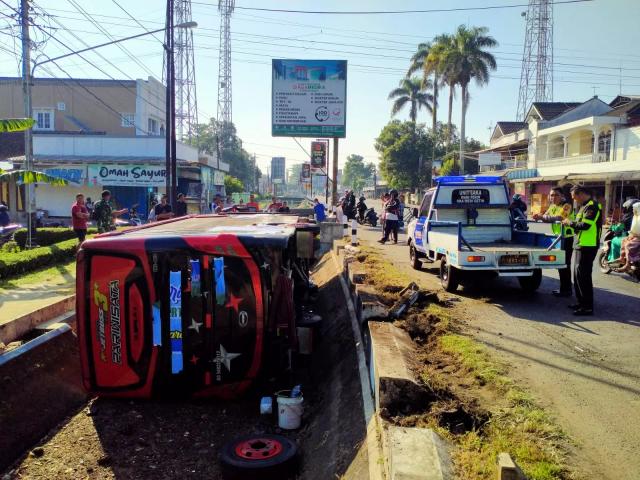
[621,198,639,231]
[356,196,368,222]
[509,194,528,230]
[342,189,356,220]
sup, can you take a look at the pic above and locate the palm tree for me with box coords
[427,34,458,147]
[448,25,497,173]
[408,42,438,131]
[388,77,434,123]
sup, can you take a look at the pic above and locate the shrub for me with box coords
[14,227,98,248]
[1,240,20,253]
[0,238,78,279]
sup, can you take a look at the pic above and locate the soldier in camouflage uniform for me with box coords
[93,190,127,233]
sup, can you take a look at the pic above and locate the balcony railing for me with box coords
[537,152,610,167]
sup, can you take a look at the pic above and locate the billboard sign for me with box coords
[310,141,327,170]
[271,157,286,182]
[272,59,347,138]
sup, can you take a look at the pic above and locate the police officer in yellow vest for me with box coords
[533,187,574,297]
[563,185,602,316]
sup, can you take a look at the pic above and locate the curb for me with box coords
[338,241,454,480]
[0,294,75,344]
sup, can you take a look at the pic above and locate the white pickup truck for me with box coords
[407,175,567,292]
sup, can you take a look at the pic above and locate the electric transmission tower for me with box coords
[173,0,198,140]
[516,0,553,121]
[217,0,234,126]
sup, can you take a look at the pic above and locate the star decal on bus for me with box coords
[225,294,242,314]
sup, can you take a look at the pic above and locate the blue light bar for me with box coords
[435,175,503,184]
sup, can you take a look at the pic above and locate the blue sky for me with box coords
[1,0,639,173]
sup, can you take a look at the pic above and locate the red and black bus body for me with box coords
[76,214,318,400]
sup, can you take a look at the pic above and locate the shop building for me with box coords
[0,76,228,222]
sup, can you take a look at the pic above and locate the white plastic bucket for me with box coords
[277,392,304,430]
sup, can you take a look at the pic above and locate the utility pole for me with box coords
[332,138,338,206]
[164,0,177,208]
[21,0,35,248]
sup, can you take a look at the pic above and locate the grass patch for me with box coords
[438,333,570,480]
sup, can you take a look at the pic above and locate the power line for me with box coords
[191,0,593,15]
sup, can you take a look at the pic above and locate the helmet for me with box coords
[390,189,399,197]
[359,196,365,201]
[512,194,521,201]
[622,198,639,210]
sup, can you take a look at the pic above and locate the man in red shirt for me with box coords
[71,193,90,243]
[246,193,260,212]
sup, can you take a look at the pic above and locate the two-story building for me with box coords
[479,96,640,217]
[0,76,228,222]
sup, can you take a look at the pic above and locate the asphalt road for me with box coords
[358,223,640,480]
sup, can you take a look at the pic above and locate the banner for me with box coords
[272,59,347,138]
[310,141,327,170]
[301,163,311,182]
[88,164,166,186]
[43,166,86,185]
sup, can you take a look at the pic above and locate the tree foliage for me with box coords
[224,175,244,194]
[189,119,257,190]
[374,120,434,190]
[342,154,374,193]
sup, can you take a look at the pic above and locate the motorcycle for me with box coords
[0,223,21,245]
[115,203,142,227]
[357,207,378,227]
[598,223,640,281]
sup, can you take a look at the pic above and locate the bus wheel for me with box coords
[440,257,459,292]
[518,269,542,292]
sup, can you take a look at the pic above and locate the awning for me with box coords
[566,171,640,182]
[517,174,567,183]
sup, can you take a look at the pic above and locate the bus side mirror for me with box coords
[412,207,419,218]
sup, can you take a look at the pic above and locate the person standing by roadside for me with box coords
[175,193,188,217]
[533,187,575,297]
[378,189,400,244]
[71,193,90,244]
[313,198,327,222]
[246,194,260,211]
[93,190,127,234]
[154,194,174,221]
[564,185,602,316]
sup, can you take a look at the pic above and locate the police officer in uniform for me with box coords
[533,186,574,297]
[563,185,602,316]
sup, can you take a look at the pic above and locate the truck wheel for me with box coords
[440,257,460,292]
[518,269,542,292]
[598,250,612,274]
[409,245,422,270]
[220,434,298,480]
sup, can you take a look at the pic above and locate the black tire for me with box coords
[409,244,422,270]
[220,434,298,480]
[440,257,460,292]
[598,250,612,274]
[518,269,542,292]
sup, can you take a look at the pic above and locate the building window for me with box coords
[121,113,135,128]
[33,109,54,131]
[148,118,158,135]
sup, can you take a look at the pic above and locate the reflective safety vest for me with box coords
[575,200,602,248]
[547,203,574,237]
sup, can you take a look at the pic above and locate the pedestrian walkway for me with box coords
[0,262,76,327]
